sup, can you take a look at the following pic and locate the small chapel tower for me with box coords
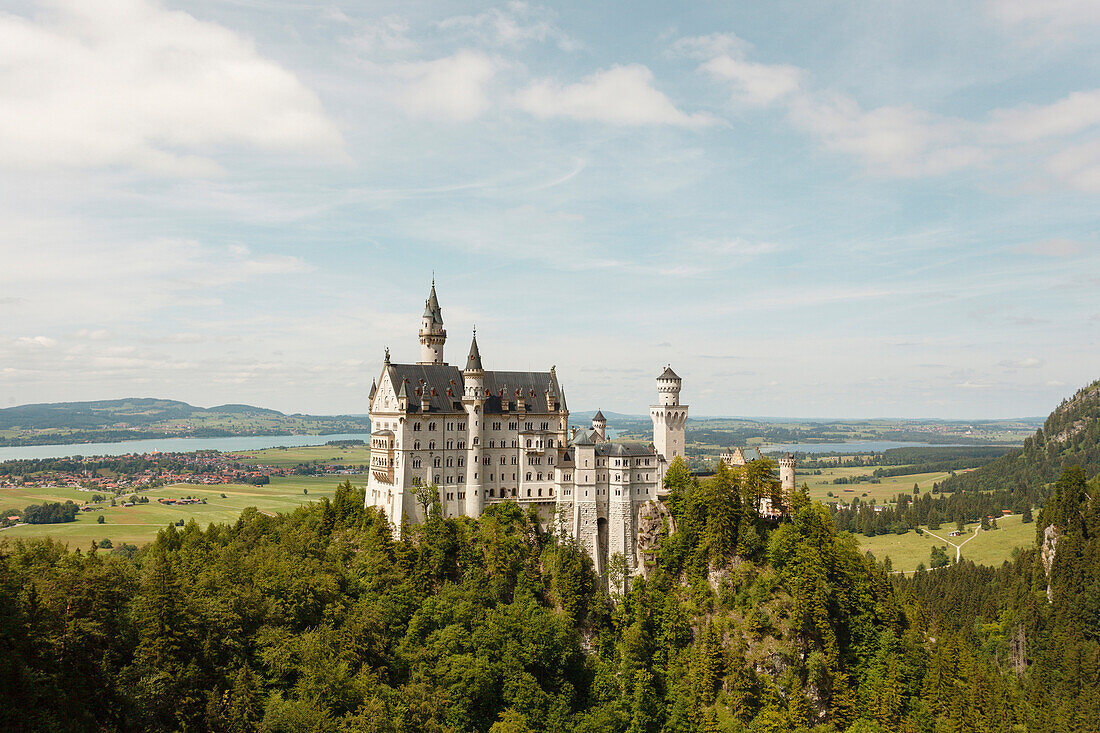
[418,281,447,365]
[651,366,688,462]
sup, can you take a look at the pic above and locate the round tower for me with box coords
[418,280,447,365]
[591,409,606,442]
[651,365,688,462]
[462,330,485,518]
[779,452,796,499]
[656,365,682,406]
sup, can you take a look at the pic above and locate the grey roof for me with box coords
[385,363,560,414]
[592,409,606,422]
[424,283,443,325]
[572,432,596,446]
[659,365,680,380]
[596,442,656,457]
[371,429,393,437]
[465,334,483,372]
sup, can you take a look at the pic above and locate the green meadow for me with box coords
[0,475,366,551]
[797,465,956,504]
[231,444,372,467]
[855,512,1035,574]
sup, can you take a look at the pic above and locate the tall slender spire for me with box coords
[465,329,483,372]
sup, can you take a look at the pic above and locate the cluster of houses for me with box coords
[0,450,364,492]
[157,497,204,506]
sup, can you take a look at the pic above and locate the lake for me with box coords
[760,440,963,454]
[0,433,375,461]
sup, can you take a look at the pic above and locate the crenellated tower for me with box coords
[779,452,796,501]
[651,365,688,462]
[418,281,447,365]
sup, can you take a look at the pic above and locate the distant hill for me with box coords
[942,378,1100,500]
[0,398,372,447]
[0,398,286,430]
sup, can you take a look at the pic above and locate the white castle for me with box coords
[365,283,688,574]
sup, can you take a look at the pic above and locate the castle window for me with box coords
[526,439,531,448]
[509,422,517,430]
[526,472,532,481]
[434,458,441,468]
[413,422,421,431]
[459,492,465,499]
[538,473,543,481]
[483,456,490,466]
[490,473,494,481]
[511,457,517,465]
[525,422,532,431]
[447,440,453,450]
[458,423,466,430]
[472,437,478,446]
[548,439,554,447]
[458,458,464,467]
[489,488,495,497]
[527,489,531,497]
[446,457,453,467]
[447,493,453,501]
[428,441,436,450]
[538,488,543,496]
[512,473,516,481]
[446,476,453,483]
[434,475,440,483]
[414,440,421,450]
[428,422,436,431]
[616,490,620,496]
[412,458,421,468]
[500,457,506,465]
[488,440,494,448]
[459,475,464,482]
[493,422,501,430]
[447,422,453,431]
[512,440,518,448]
[548,456,554,465]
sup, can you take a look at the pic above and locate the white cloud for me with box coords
[787,92,986,177]
[1046,139,1100,192]
[986,90,1100,142]
[998,357,1043,368]
[987,0,1100,39]
[0,0,343,176]
[393,50,498,121]
[1014,238,1086,257]
[700,56,802,106]
[517,65,717,127]
[667,32,750,61]
[693,238,780,257]
[15,336,59,349]
[438,2,574,50]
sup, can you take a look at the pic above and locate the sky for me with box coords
[0,0,1097,419]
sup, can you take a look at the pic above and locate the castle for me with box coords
[720,446,797,517]
[365,282,687,575]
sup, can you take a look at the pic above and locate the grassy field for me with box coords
[856,512,1034,573]
[797,466,955,504]
[0,475,366,550]
[232,445,372,467]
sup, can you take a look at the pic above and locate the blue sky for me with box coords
[0,0,1097,418]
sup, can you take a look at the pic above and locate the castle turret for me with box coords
[592,409,606,442]
[651,365,688,462]
[418,281,447,365]
[462,331,486,518]
[779,452,796,502]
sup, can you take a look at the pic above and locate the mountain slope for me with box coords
[942,378,1100,499]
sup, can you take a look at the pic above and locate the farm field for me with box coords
[232,444,372,467]
[0,475,366,550]
[797,466,956,504]
[856,512,1033,573]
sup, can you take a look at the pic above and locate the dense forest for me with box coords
[1,458,1097,732]
[941,379,1100,502]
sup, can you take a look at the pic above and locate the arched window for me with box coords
[526,472,532,481]
[428,441,435,450]
[434,457,441,468]
[413,440,421,450]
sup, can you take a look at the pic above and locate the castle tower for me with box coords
[591,409,606,442]
[462,331,485,518]
[779,452,796,502]
[418,281,447,365]
[570,432,601,576]
[651,365,688,462]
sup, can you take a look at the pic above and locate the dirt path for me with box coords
[923,525,981,562]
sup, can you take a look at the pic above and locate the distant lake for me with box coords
[761,441,965,454]
[0,433,374,461]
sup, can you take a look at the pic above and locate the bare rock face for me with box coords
[1041,523,1061,603]
[635,501,670,576]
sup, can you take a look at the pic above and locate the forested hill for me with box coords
[941,378,1100,500]
[0,398,372,447]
